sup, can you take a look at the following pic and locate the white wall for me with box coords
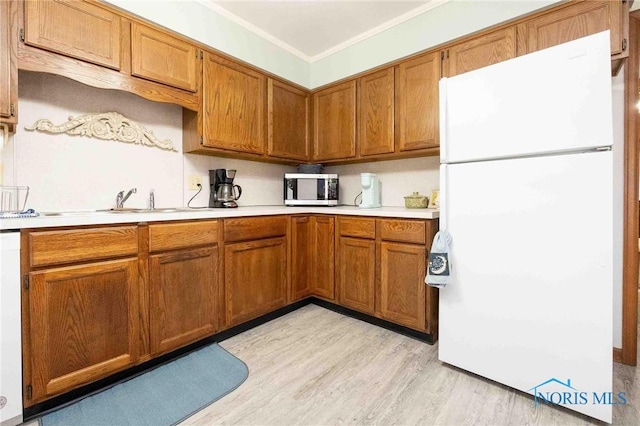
[183,154,295,208]
[325,157,440,207]
[2,71,291,211]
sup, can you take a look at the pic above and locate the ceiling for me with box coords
[207,1,447,62]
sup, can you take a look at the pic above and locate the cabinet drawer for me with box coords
[28,226,138,267]
[338,216,375,239]
[378,219,426,244]
[149,220,218,252]
[223,216,287,242]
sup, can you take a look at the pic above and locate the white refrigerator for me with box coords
[437,31,615,423]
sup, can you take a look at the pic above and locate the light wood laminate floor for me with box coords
[182,304,640,426]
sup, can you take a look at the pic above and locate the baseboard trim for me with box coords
[310,298,436,344]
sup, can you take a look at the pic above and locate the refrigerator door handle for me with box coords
[439,163,447,230]
[439,78,448,163]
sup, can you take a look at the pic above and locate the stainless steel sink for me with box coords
[40,208,197,216]
[40,210,113,216]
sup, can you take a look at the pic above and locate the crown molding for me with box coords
[197,0,450,64]
[309,0,450,63]
[196,0,313,62]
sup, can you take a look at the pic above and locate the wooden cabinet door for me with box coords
[337,236,375,315]
[378,242,426,331]
[446,27,516,77]
[27,258,139,404]
[268,79,310,161]
[522,1,624,57]
[395,51,440,152]
[225,237,287,326]
[131,23,198,92]
[310,216,335,300]
[290,216,311,301]
[203,52,266,154]
[358,68,394,156]
[0,0,16,122]
[149,246,218,356]
[313,80,356,161]
[24,0,122,70]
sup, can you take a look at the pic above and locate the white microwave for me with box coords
[284,173,339,206]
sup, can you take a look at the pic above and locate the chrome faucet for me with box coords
[116,188,137,208]
[149,189,155,210]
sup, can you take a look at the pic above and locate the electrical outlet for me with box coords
[188,175,202,190]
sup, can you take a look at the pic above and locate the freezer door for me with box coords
[439,151,612,423]
[440,31,613,164]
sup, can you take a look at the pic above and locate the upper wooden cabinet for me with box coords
[313,80,357,161]
[131,23,198,92]
[518,0,628,63]
[18,0,201,111]
[444,26,517,77]
[395,51,440,152]
[24,0,123,70]
[201,52,266,155]
[358,68,395,157]
[268,78,310,161]
[0,0,17,123]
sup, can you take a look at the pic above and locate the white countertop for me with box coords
[0,205,439,230]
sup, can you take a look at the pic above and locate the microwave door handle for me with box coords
[285,178,297,199]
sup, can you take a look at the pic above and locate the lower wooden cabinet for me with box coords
[224,236,288,326]
[336,216,438,334]
[337,236,375,315]
[21,214,437,409]
[310,216,336,300]
[26,258,139,405]
[290,215,335,301]
[290,216,312,301]
[378,241,426,331]
[149,246,218,355]
[148,220,220,356]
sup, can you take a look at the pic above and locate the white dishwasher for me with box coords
[0,232,22,426]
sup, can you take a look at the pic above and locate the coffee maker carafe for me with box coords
[209,169,242,208]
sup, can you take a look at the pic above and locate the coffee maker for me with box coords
[209,169,242,208]
[359,173,381,208]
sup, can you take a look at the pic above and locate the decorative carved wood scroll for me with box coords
[25,112,177,151]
